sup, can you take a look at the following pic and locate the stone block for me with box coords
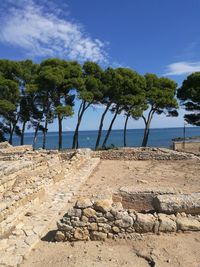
[94,199,113,213]
[74,228,89,240]
[177,217,200,231]
[155,193,200,215]
[158,214,176,232]
[135,213,156,233]
[90,231,107,241]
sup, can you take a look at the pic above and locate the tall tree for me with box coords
[101,68,146,148]
[0,60,21,143]
[18,60,39,145]
[123,103,146,147]
[142,74,178,147]
[39,59,81,150]
[72,61,103,149]
[177,72,200,126]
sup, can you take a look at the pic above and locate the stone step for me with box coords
[0,157,100,267]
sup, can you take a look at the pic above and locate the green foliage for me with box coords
[177,72,200,126]
[145,73,178,111]
[0,100,16,113]
[55,105,73,118]
[0,57,181,149]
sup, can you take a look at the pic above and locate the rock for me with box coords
[112,226,120,233]
[136,179,148,184]
[155,193,200,215]
[88,223,98,231]
[75,198,93,209]
[115,215,133,228]
[83,208,96,218]
[177,217,200,231]
[82,216,89,222]
[158,214,177,232]
[135,213,156,233]
[74,228,89,240]
[105,212,115,221]
[90,231,107,241]
[94,199,113,213]
[57,221,73,232]
[55,231,65,241]
[67,208,82,218]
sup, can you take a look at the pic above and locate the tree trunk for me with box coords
[95,103,111,150]
[141,109,155,147]
[72,101,90,149]
[33,122,40,150]
[141,121,149,147]
[9,123,14,145]
[58,116,62,150]
[20,121,26,145]
[102,107,119,148]
[42,117,48,149]
[123,114,130,147]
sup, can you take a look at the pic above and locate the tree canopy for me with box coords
[0,57,189,149]
[177,72,200,126]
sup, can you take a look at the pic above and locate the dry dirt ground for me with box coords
[22,159,200,267]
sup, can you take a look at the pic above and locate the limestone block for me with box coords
[75,198,93,209]
[83,208,96,218]
[74,228,89,240]
[155,193,200,214]
[158,214,176,232]
[94,199,113,213]
[135,213,156,233]
[177,217,200,231]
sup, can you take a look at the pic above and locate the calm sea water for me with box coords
[11,127,200,150]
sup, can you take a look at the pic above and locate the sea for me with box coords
[11,127,200,150]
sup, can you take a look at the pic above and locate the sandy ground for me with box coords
[22,159,200,267]
[78,159,200,199]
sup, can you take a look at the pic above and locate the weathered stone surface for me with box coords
[75,198,93,209]
[177,217,200,231]
[155,193,200,215]
[90,231,107,241]
[93,147,199,161]
[135,213,155,233]
[115,215,133,228]
[83,208,96,217]
[55,231,65,241]
[94,199,113,213]
[74,228,89,240]
[158,214,176,232]
[88,223,98,231]
[112,226,120,233]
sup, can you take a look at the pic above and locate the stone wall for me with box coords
[113,187,200,215]
[0,145,93,236]
[93,147,200,160]
[55,198,200,242]
[173,141,200,154]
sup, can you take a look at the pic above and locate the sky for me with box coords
[0,0,200,131]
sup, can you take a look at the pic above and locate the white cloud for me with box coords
[165,61,200,76]
[0,0,108,63]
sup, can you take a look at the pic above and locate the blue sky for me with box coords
[0,0,200,131]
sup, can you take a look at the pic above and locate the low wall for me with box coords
[113,187,200,215]
[55,198,200,242]
[173,141,200,153]
[93,147,199,160]
[0,145,93,236]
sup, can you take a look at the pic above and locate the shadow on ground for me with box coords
[41,230,57,242]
